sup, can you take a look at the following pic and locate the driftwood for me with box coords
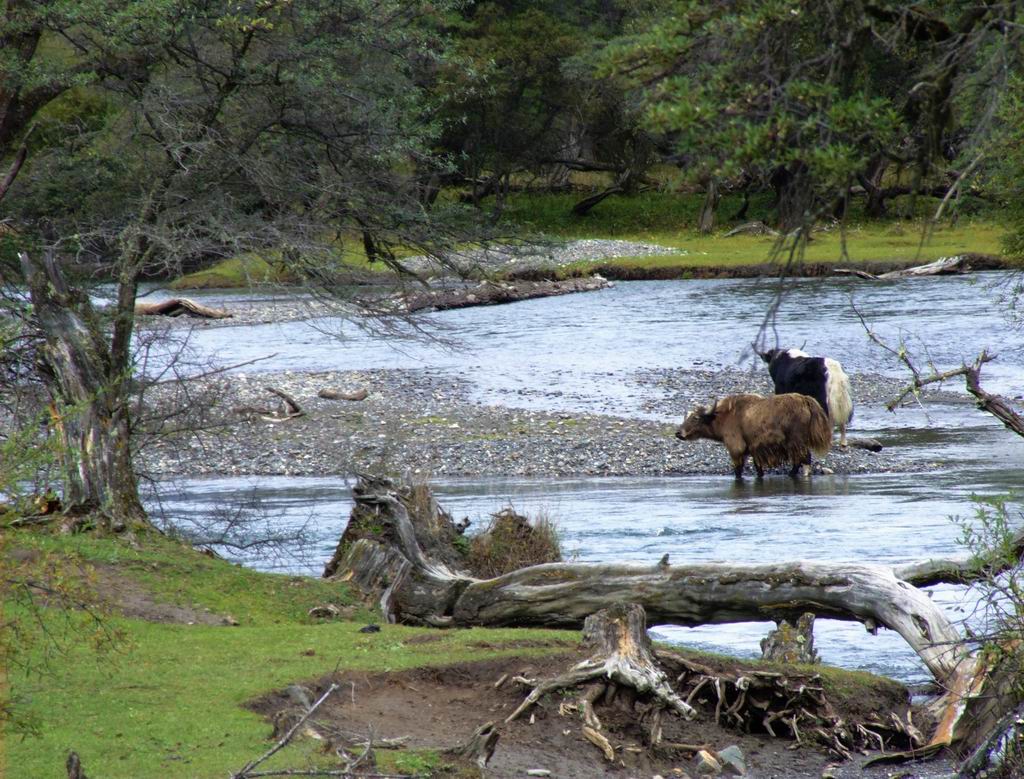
[234,386,304,422]
[895,525,1024,587]
[445,721,499,768]
[858,314,1024,436]
[318,388,369,402]
[506,604,696,737]
[324,475,1020,755]
[724,221,779,238]
[394,276,610,313]
[232,684,340,779]
[657,647,920,757]
[134,298,232,319]
[835,253,1004,280]
[502,604,909,761]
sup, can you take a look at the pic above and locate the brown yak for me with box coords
[675,393,831,479]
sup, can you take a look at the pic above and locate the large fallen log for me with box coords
[134,298,232,318]
[323,476,1018,756]
[393,276,611,313]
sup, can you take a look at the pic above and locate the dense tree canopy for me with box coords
[600,0,1024,229]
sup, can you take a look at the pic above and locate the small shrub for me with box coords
[467,508,561,578]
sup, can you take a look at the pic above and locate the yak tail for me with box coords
[807,397,832,457]
[824,358,854,427]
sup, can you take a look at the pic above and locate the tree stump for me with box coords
[506,603,695,747]
[760,613,819,664]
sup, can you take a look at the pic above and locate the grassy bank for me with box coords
[2,526,919,779]
[169,191,1012,288]
[3,531,576,779]
[505,190,1009,274]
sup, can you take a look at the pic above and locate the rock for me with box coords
[309,604,354,620]
[286,684,313,710]
[221,615,240,626]
[526,771,551,777]
[692,749,723,775]
[716,745,746,775]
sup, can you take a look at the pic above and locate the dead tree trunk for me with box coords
[857,156,890,218]
[18,251,148,531]
[571,185,625,217]
[965,361,1024,437]
[326,475,1013,753]
[770,161,811,231]
[697,177,720,235]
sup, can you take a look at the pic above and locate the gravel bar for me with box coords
[140,367,939,480]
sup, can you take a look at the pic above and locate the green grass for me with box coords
[9,616,572,779]
[170,242,392,290]
[169,191,1013,289]
[498,190,1009,272]
[16,531,354,625]
[170,253,295,290]
[559,218,1009,275]
[3,531,578,779]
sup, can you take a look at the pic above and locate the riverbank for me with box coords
[166,217,1015,290]
[139,366,951,479]
[5,528,957,779]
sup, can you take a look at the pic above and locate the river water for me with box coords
[146,272,1024,684]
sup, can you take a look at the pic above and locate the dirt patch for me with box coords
[248,653,955,778]
[90,563,226,625]
[467,639,572,650]
[4,545,226,625]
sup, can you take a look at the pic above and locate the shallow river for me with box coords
[146,273,1024,684]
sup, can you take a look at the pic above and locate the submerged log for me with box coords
[395,276,611,313]
[134,298,232,318]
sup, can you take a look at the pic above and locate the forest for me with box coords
[2,1,1024,778]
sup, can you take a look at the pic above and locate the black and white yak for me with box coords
[758,348,854,446]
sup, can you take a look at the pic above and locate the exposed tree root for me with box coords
[325,475,1023,758]
[655,649,922,759]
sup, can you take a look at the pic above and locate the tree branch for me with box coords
[232,683,339,779]
[0,125,33,204]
